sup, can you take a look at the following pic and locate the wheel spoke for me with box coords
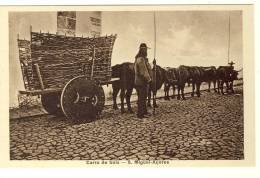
[73,92,80,104]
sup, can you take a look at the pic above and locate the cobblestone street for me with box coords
[10,85,244,160]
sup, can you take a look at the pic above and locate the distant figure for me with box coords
[134,43,152,119]
[228,61,235,69]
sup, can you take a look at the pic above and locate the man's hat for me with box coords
[139,43,151,49]
[228,61,235,65]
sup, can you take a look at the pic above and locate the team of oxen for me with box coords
[111,62,239,114]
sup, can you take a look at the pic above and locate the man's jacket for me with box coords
[134,57,152,86]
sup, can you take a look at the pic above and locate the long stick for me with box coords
[228,13,230,64]
[153,12,157,115]
[154,12,157,59]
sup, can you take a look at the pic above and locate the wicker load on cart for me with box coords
[18,31,117,120]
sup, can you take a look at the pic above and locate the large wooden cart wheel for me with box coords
[61,76,105,120]
[41,92,63,116]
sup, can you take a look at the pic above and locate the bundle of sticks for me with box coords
[18,32,117,90]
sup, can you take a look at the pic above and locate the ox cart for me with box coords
[17,31,117,120]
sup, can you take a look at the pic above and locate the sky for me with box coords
[9,11,243,107]
[102,11,243,70]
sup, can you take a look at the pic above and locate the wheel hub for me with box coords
[73,92,98,106]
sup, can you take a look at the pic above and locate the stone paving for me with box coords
[10,85,244,160]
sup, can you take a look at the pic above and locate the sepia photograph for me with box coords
[1,5,254,167]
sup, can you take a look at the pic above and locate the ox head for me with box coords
[232,70,239,80]
[228,69,238,81]
[160,66,168,83]
[164,68,173,82]
[111,64,122,78]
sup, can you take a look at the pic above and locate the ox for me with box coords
[164,67,178,100]
[111,62,135,113]
[217,66,238,95]
[147,65,168,108]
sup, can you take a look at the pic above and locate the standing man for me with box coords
[134,43,152,119]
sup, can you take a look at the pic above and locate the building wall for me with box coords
[9,11,102,107]
[9,12,57,107]
[57,11,76,36]
[76,11,101,37]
